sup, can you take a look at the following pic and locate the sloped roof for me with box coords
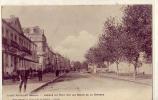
[3,16,23,34]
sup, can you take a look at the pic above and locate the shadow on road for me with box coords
[54,72,89,83]
[101,72,152,79]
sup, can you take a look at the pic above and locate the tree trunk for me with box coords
[107,62,110,72]
[133,55,139,80]
[128,63,131,76]
[116,61,119,76]
[134,64,137,79]
[2,53,4,85]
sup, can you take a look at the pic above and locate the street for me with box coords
[36,72,152,100]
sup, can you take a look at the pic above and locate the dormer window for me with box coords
[2,27,4,37]
[14,21,16,25]
[11,33,13,40]
[6,29,8,37]
[15,35,17,42]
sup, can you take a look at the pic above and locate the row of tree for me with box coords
[72,61,88,71]
[85,5,152,77]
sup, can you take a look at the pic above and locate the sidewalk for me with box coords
[2,72,62,94]
[92,72,152,86]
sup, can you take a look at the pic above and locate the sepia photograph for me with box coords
[1,5,152,100]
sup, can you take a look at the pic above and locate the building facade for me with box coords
[55,53,71,71]
[2,16,39,78]
[23,26,48,71]
[45,46,56,72]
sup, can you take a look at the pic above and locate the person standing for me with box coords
[38,68,42,81]
[17,70,20,81]
[19,70,29,92]
[12,69,17,82]
[29,67,33,78]
[55,70,59,77]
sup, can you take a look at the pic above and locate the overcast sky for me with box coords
[2,5,124,62]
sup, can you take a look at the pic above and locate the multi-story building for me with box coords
[51,51,57,71]
[2,16,39,78]
[44,46,56,72]
[23,26,48,71]
[54,53,70,71]
[50,48,56,71]
[45,45,51,71]
[25,42,39,70]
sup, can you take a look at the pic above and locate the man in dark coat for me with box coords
[38,69,43,81]
[19,70,29,92]
[55,70,59,77]
[29,67,33,78]
[12,69,17,82]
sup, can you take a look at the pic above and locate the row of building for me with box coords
[2,15,71,78]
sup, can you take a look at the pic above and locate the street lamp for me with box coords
[55,54,58,71]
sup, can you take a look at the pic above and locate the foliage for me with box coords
[73,61,82,70]
[85,5,152,76]
[85,46,104,64]
[123,5,152,58]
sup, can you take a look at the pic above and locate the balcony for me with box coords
[2,37,9,46]
[11,40,19,49]
[21,46,32,55]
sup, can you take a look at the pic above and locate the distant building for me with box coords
[23,26,49,71]
[54,53,70,71]
[45,46,56,72]
[2,16,39,78]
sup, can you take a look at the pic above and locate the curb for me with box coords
[91,74,152,86]
[30,73,66,93]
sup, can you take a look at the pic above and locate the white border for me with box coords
[154,0,158,100]
[0,0,153,5]
[0,4,2,100]
[0,0,156,100]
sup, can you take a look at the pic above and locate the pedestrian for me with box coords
[38,69,42,81]
[29,67,33,78]
[17,70,20,81]
[19,70,29,92]
[12,69,17,82]
[40,69,43,81]
[55,70,59,77]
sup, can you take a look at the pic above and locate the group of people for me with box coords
[12,68,69,92]
[11,68,43,93]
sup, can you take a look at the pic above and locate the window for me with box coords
[5,54,8,67]
[11,33,13,40]
[6,29,9,38]
[25,42,27,48]
[6,29,8,34]
[2,27,5,37]
[25,28,30,33]
[19,38,21,43]
[20,39,23,46]
[16,36,19,43]
[14,21,16,25]
[27,43,30,49]
[22,40,24,47]
[2,27,4,35]
[11,56,14,67]
[15,35,17,42]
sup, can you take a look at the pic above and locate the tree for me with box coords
[99,17,125,75]
[82,61,88,71]
[85,5,152,78]
[85,46,104,64]
[123,5,152,57]
[73,61,81,71]
[122,5,152,78]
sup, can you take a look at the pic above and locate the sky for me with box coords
[2,5,124,62]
